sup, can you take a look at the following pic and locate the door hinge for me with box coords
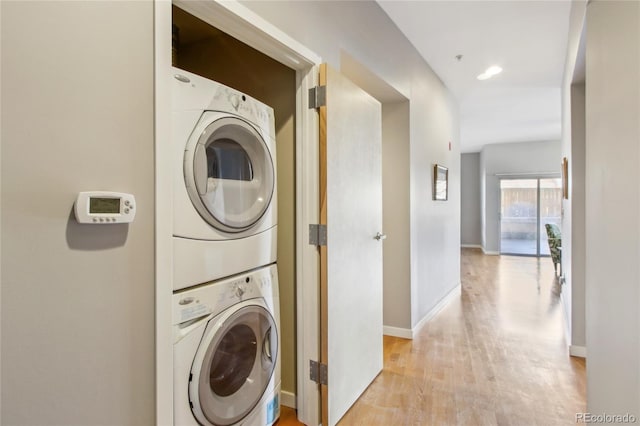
[309,224,327,246]
[309,360,328,385]
[308,85,327,109]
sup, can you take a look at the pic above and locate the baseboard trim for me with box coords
[559,291,572,352]
[383,326,413,339]
[481,247,500,255]
[461,244,482,249]
[281,390,296,409]
[412,284,462,338]
[383,284,461,340]
[570,345,587,358]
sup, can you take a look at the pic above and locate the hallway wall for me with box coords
[241,0,461,329]
[461,153,482,246]
[560,0,587,356]
[585,0,640,416]
[1,2,155,424]
[382,102,411,330]
[569,82,586,349]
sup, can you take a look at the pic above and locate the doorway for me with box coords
[155,1,322,424]
[499,177,562,256]
[172,2,298,407]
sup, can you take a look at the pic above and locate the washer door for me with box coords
[190,304,278,426]
[184,113,275,233]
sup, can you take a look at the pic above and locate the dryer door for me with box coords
[184,113,275,233]
[190,304,278,426]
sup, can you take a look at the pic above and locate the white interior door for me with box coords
[320,63,383,426]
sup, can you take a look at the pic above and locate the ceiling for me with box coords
[377,0,572,153]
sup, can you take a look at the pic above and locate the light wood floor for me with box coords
[278,248,586,425]
[278,407,303,426]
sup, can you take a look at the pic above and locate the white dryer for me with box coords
[173,264,281,426]
[172,68,277,291]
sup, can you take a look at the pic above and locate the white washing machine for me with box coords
[173,264,281,426]
[172,68,277,291]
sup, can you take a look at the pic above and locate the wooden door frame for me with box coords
[154,1,322,424]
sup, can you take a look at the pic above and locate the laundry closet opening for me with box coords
[172,4,298,404]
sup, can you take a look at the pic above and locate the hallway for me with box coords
[337,248,586,425]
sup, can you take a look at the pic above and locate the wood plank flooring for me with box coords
[278,407,303,426]
[278,248,586,425]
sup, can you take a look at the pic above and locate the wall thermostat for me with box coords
[74,192,136,224]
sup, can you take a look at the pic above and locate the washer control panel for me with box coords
[74,191,136,224]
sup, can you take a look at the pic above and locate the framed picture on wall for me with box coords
[433,164,448,201]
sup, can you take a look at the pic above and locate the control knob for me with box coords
[230,94,240,110]
[235,284,246,298]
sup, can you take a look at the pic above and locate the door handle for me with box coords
[193,144,209,195]
[263,327,272,362]
[374,232,387,241]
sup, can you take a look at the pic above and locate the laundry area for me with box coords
[4,1,640,425]
[1,1,461,425]
[162,3,458,425]
[169,5,297,425]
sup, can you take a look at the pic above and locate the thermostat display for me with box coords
[90,198,120,214]
[75,192,136,224]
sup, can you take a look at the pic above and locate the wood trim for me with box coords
[384,285,461,341]
[294,66,321,426]
[560,291,572,352]
[319,62,329,426]
[383,326,413,339]
[481,248,500,256]
[411,284,461,338]
[569,345,587,358]
[281,390,297,409]
[173,0,320,70]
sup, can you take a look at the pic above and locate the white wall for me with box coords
[241,1,460,329]
[586,0,640,416]
[382,102,411,330]
[560,0,587,355]
[410,76,460,326]
[569,83,586,349]
[480,150,487,249]
[1,2,155,424]
[461,153,481,246]
[480,140,561,253]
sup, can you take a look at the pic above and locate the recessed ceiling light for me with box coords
[477,65,503,80]
[486,65,502,75]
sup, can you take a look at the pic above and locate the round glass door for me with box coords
[191,305,278,426]
[185,114,274,233]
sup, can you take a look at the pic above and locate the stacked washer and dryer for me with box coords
[171,68,281,426]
